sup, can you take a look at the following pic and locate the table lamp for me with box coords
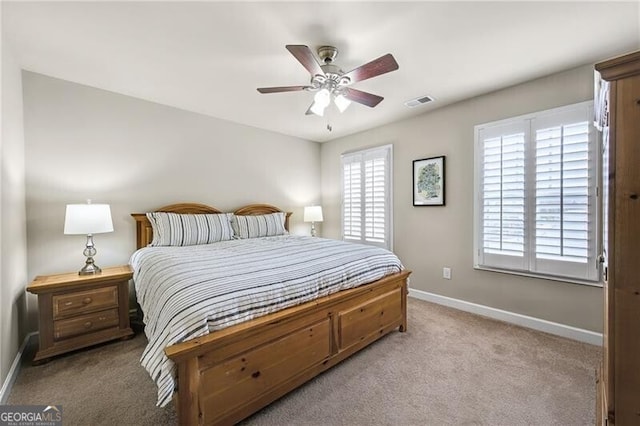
[304,205,323,237]
[64,200,114,275]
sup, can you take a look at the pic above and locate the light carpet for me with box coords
[7,298,600,425]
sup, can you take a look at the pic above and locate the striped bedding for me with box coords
[130,235,403,407]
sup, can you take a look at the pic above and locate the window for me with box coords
[474,101,599,282]
[342,144,393,250]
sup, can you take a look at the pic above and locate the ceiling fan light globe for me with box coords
[334,94,351,113]
[314,88,331,107]
[310,101,326,117]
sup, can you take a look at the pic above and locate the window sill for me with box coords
[473,265,603,288]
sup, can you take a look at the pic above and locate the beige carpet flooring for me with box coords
[7,298,601,425]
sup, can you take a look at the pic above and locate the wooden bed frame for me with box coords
[131,203,411,426]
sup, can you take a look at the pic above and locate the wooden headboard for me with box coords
[131,203,293,249]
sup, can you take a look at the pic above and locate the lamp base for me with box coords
[78,234,102,275]
[79,259,102,276]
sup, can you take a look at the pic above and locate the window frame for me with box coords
[473,101,601,286]
[341,144,393,251]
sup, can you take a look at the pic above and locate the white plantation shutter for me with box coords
[478,122,528,271]
[343,161,362,240]
[531,108,597,280]
[342,145,392,250]
[475,101,598,282]
[364,156,387,243]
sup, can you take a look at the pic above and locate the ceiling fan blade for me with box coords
[257,85,309,94]
[342,53,399,84]
[343,88,384,108]
[286,45,325,76]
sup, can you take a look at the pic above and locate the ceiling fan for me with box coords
[257,45,399,116]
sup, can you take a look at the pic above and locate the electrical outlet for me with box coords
[443,267,452,280]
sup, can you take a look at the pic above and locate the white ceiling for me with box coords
[3,1,639,142]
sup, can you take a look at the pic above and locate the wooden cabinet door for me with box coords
[595,49,640,426]
[601,109,613,423]
[612,73,640,426]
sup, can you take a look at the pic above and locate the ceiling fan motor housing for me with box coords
[317,46,349,84]
[310,63,349,91]
[317,46,339,63]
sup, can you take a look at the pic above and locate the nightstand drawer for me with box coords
[54,308,120,340]
[53,286,118,319]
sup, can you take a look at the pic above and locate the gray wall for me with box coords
[7,62,605,377]
[0,23,28,392]
[321,64,603,332]
[22,72,321,330]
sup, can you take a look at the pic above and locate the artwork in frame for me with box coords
[413,156,445,206]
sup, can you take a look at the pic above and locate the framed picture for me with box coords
[413,156,445,206]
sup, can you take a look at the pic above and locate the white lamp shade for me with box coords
[64,204,114,235]
[304,206,324,223]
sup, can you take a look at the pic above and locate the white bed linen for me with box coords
[130,235,403,406]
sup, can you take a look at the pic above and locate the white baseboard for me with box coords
[409,288,603,346]
[0,332,37,404]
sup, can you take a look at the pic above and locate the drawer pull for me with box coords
[82,297,93,305]
[84,321,93,329]
[65,301,73,306]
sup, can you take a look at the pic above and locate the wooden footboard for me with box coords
[165,270,410,426]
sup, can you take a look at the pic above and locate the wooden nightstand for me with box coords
[27,265,134,364]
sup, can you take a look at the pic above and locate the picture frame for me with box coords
[413,156,445,206]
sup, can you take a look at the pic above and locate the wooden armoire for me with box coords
[595,51,640,425]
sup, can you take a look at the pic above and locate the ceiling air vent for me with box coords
[404,95,434,108]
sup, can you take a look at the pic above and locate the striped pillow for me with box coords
[147,212,234,246]
[232,212,287,239]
